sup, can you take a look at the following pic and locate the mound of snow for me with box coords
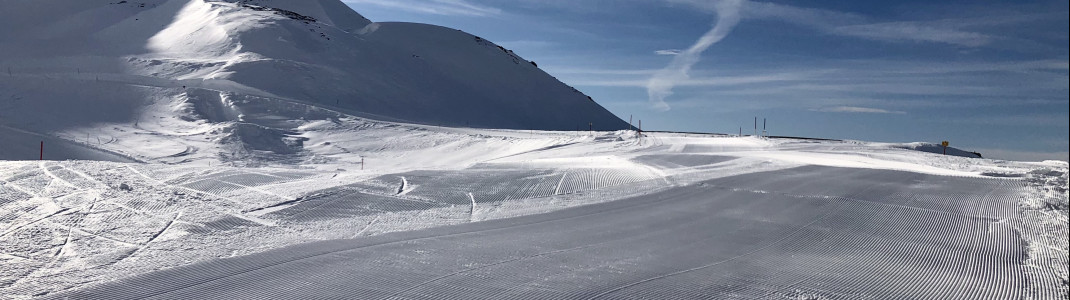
[892,142,983,159]
[215,122,307,155]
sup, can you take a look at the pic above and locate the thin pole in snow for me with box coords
[39,141,43,160]
[361,157,365,170]
[629,115,633,131]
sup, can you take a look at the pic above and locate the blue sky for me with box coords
[343,0,1069,161]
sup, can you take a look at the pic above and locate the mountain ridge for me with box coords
[0,0,628,163]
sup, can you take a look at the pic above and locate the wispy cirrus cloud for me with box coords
[672,0,999,47]
[810,106,906,114]
[859,59,1070,73]
[641,0,1010,112]
[547,67,660,76]
[343,0,501,16]
[557,59,1068,105]
[569,72,808,87]
[829,22,992,47]
[747,2,997,47]
[647,0,744,111]
[654,49,682,55]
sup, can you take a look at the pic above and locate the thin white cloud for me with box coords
[548,67,660,76]
[655,49,681,55]
[866,59,1070,74]
[343,0,501,16]
[679,1,999,47]
[571,73,806,87]
[554,58,1067,109]
[739,1,864,27]
[810,106,906,114]
[830,22,992,47]
[641,1,1018,110]
[647,0,744,111]
[1048,60,1069,70]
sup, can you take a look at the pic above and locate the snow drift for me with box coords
[892,142,984,159]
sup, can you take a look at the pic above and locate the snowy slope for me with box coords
[0,0,627,164]
[1,132,1067,299]
[53,166,1065,299]
[889,142,984,158]
[2,0,1068,299]
[0,0,625,130]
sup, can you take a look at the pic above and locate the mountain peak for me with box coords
[226,0,372,32]
[0,0,627,162]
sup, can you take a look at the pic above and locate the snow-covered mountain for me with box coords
[1,0,627,162]
[3,2,1067,299]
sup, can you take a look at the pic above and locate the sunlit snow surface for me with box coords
[1,129,1067,299]
[0,0,1067,298]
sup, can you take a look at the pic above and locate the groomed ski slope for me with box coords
[51,167,1061,299]
[0,0,1067,298]
[2,128,1067,299]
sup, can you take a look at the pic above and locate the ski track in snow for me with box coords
[0,9,1066,293]
[0,134,1065,299]
[42,166,1064,300]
